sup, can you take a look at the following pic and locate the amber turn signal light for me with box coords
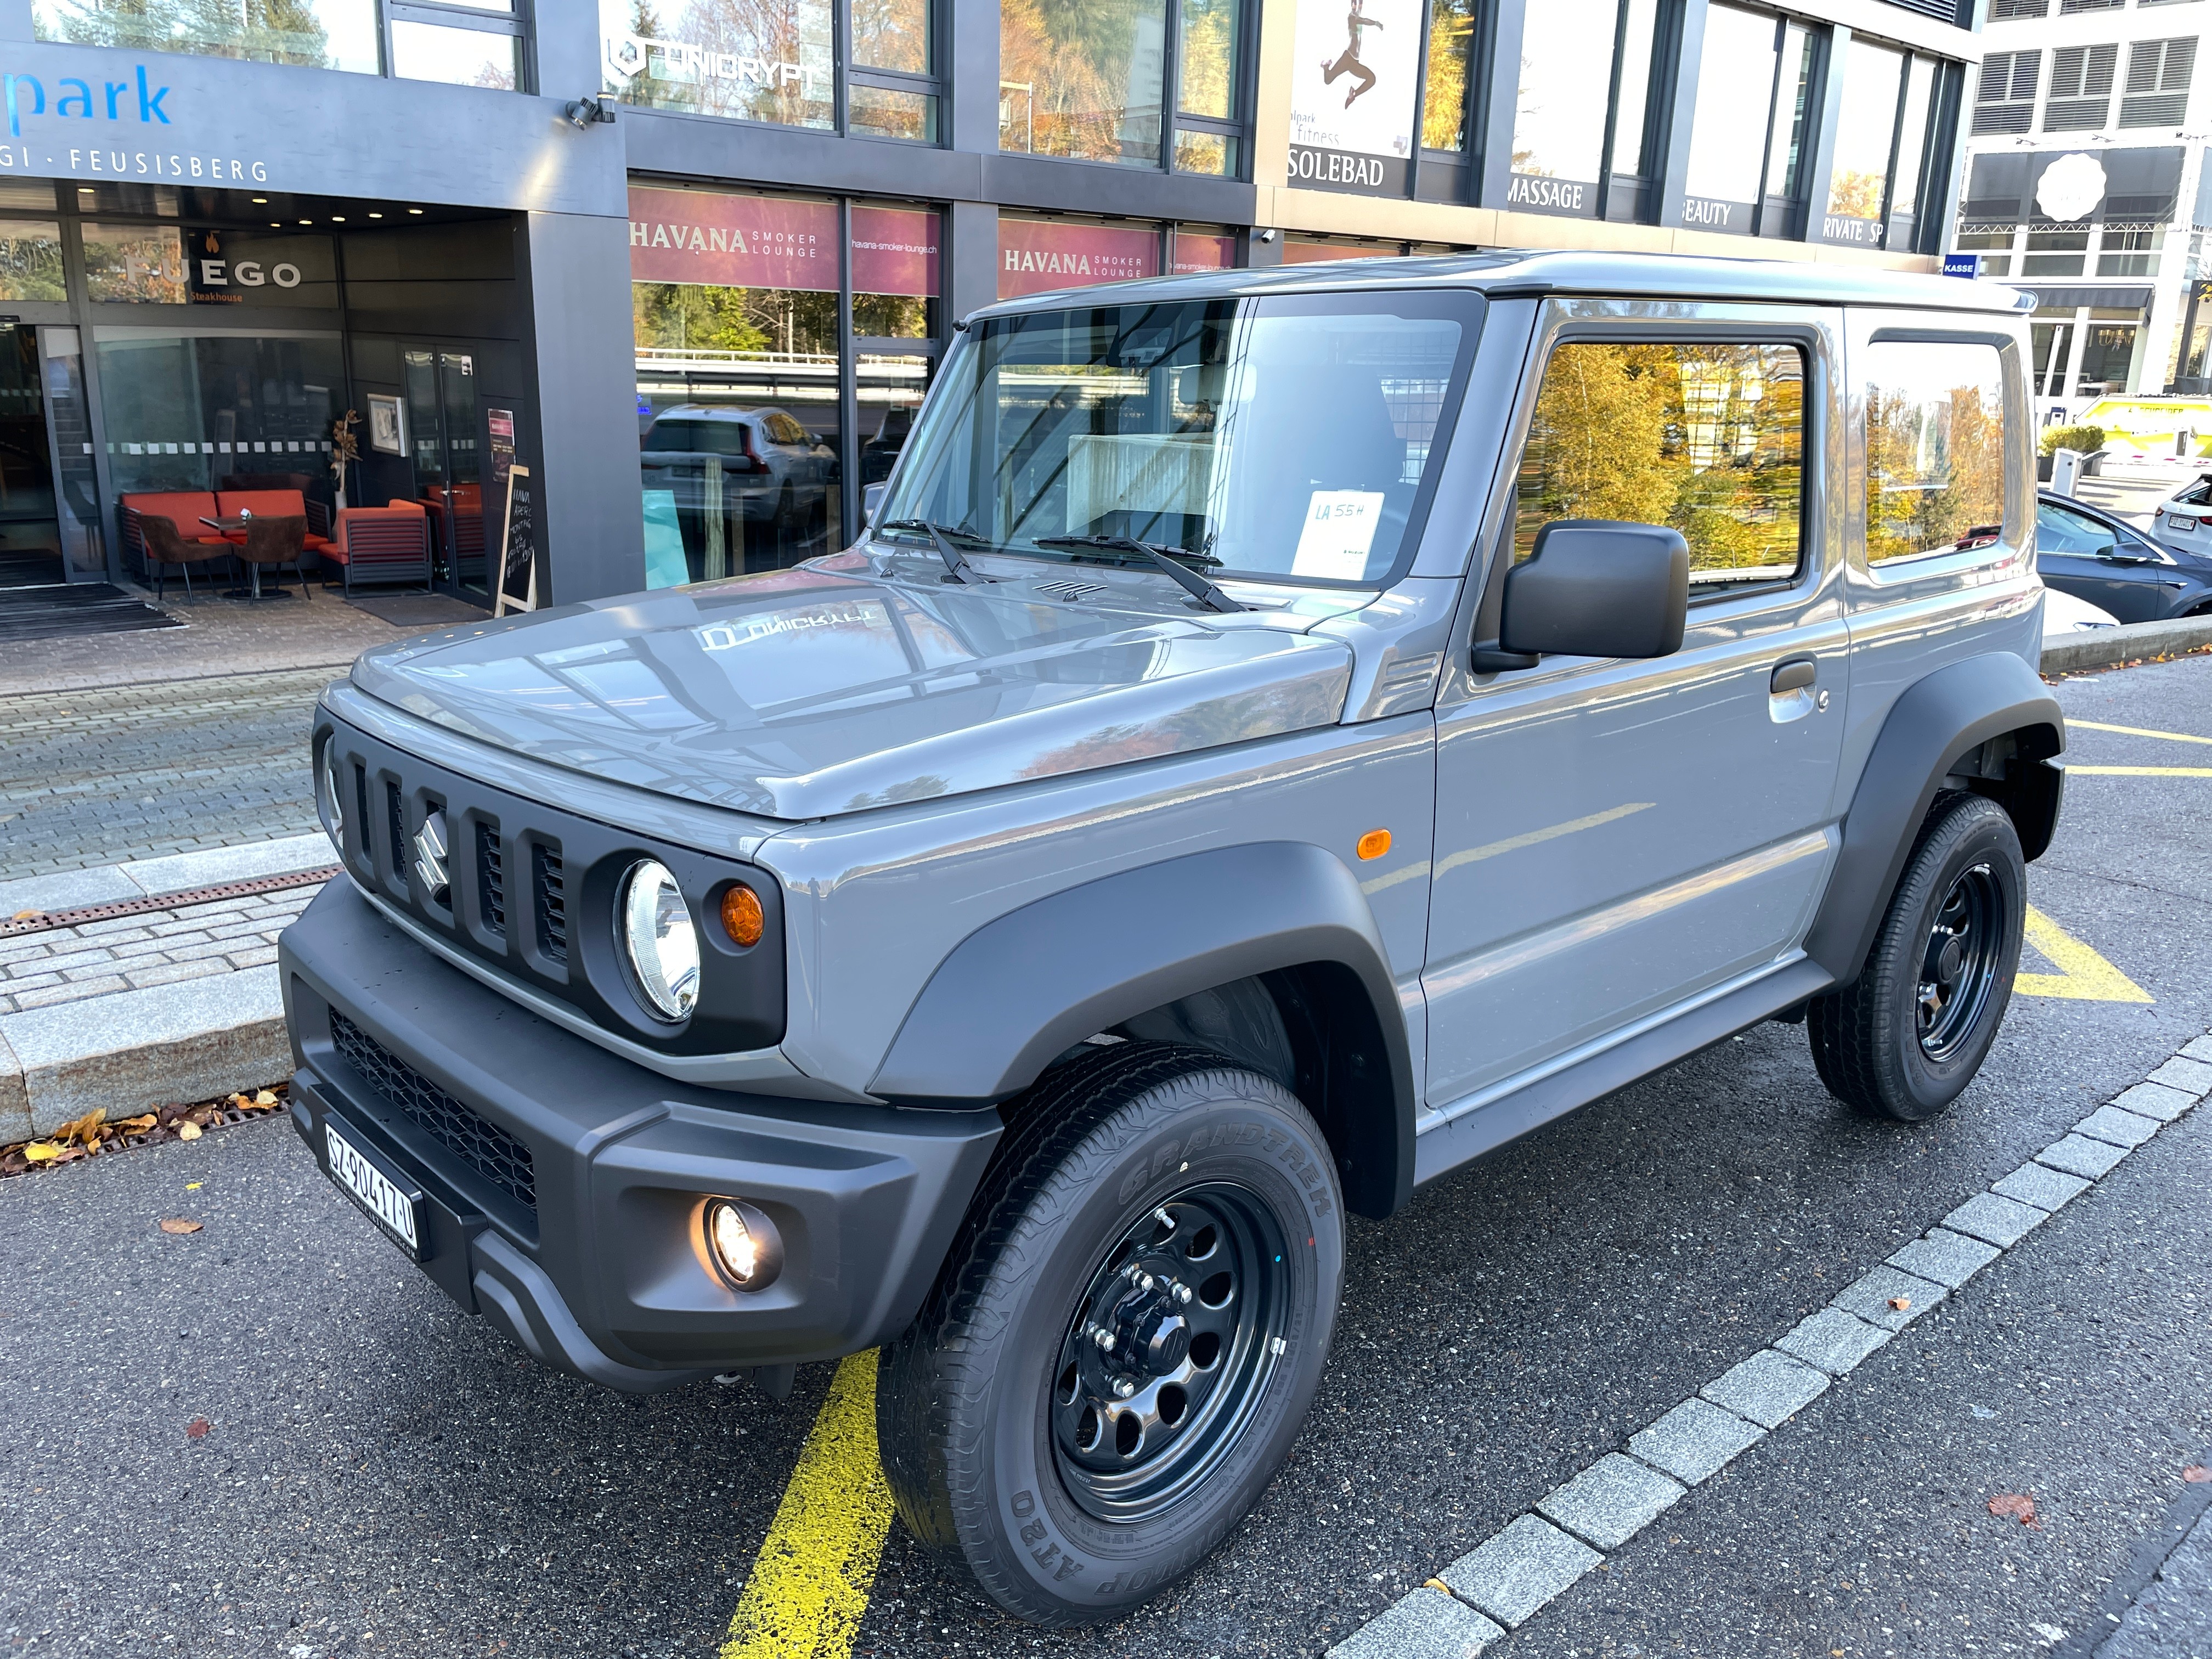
[720,882,764,947]
[1356,828,1392,861]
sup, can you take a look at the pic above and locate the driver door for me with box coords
[1420,302,1849,1118]
[2034,496,2166,622]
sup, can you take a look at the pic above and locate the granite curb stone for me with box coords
[1991,1161,2093,1214]
[2109,1081,2195,1123]
[2038,1132,2132,1179]
[1627,1397,1766,1485]
[2145,1055,2212,1095]
[1700,1349,1830,1428]
[1774,1306,1894,1375]
[2073,1103,2161,1148]
[1536,1453,1685,1549]
[1829,1263,1949,1331]
[1940,1190,2051,1250]
[1325,1589,1503,1658]
[1888,1227,2003,1289]
[1439,1516,1602,1628]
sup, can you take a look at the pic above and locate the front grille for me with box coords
[533,844,567,961]
[477,823,505,935]
[386,781,408,893]
[329,1009,537,1214]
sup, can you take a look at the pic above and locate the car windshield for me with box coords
[874,291,1480,585]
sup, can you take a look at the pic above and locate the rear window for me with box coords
[1864,341,2008,565]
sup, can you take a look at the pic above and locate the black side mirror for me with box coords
[1479,520,1690,668]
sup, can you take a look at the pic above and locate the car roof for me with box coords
[651,405,769,421]
[969,249,2034,324]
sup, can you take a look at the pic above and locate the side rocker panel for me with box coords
[1804,651,2063,986]
[868,841,1417,1217]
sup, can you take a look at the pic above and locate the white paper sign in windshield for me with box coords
[1293,490,1386,580]
[1288,0,1420,198]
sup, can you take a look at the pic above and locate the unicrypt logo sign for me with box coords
[603,32,823,94]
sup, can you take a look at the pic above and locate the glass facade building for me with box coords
[0,0,1978,609]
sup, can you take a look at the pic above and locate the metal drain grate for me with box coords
[1,867,341,938]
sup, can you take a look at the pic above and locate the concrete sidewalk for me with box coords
[1,832,330,1141]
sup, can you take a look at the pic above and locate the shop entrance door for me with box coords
[403,347,486,604]
[0,324,66,588]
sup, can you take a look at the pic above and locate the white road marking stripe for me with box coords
[1325,1031,2212,1658]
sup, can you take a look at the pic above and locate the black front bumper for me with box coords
[280,879,1001,1391]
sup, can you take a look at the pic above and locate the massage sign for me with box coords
[1286,0,1420,198]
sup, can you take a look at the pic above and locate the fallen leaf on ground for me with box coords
[115,1114,156,1133]
[159,1218,202,1235]
[2186,1465,2210,1483]
[10,909,41,922]
[1423,1579,1451,1595]
[185,1417,210,1439]
[20,1141,64,1164]
[177,1122,202,1142]
[1889,1296,1911,1311]
[1988,1492,2040,1528]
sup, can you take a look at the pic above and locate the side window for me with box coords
[2034,499,2109,556]
[1864,340,2008,565]
[1514,341,1807,592]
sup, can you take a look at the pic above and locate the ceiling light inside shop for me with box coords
[299,219,312,225]
[408,208,422,215]
[251,196,267,204]
[331,215,345,222]
[76,187,92,194]
[269,222,280,228]
[368,212,382,219]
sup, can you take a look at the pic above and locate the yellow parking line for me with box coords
[719,1351,895,1659]
[2017,906,2152,1003]
[2066,765,2212,776]
[2070,719,2212,745]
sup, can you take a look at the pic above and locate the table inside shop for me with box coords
[198,516,292,600]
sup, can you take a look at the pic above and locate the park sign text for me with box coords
[0,59,274,185]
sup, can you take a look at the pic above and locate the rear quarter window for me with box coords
[1864,340,2008,565]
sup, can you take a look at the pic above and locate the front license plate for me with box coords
[325,1120,424,1258]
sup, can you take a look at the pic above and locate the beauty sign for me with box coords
[1287,0,1420,198]
[1293,490,1384,580]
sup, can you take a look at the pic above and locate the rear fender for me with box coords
[1807,652,2063,986]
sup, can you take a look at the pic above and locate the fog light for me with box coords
[707,1198,782,1291]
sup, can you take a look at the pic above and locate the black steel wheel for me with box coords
[1810,793,2025,1122]
[878,1043,1344,1626]
[1051,1183,1289,1524]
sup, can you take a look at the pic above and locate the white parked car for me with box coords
[2149,472,2212,555]
[2042,587,2119,636]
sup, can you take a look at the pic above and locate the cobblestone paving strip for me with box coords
[0,883,320,1013]
[0,667,332,877]
[1326,1046,2212,1658]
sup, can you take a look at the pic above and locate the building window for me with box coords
[1000,0,1246,173]
[629,184,943,583]
[2044,43,2117,132]
[2120,37,2194,127]
[2099,225,2161,277]
[1506,0,1664,221]
[1682,6,1802,238]
[0,222,65,303]
[1825,39,1905,244]
[34,0,523,84]
[1423,0,1475,153]
[1973,49,2040,136]
[1989,0,2048,16]
[603,0,939,138]
[2057,0,2122,12]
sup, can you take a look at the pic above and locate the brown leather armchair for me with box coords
[236,514,312,600]
[140,513,227,602]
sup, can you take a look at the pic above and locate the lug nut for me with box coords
[1113,1377,1136,1399]
[1092,1327,1115,1352]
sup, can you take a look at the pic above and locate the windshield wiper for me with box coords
[877,518,991,585]
[1033,535,1242,613]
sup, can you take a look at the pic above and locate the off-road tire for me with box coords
[877,1043,1344,1626]
[1809,793,2025,1121]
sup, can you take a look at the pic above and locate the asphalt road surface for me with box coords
[6,655,2212,1659]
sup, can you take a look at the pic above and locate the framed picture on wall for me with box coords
[368,393,405,456]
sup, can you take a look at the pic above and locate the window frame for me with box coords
[1493,312,1830,616]
[1855,327,2024,582]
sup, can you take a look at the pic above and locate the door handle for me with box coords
[1770,657,1818,695]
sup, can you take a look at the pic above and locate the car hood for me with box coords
[347,557,1356,821]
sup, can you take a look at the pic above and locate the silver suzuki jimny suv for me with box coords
[283,251,2060,1625]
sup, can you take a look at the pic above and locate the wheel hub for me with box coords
[1915,861,2004,1062]
[1051,1184,1289,1524]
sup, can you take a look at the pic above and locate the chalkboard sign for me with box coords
[494,464,535,617]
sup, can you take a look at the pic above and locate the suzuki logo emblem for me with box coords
[411,808,452,906]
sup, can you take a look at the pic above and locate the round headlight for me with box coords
[321,748,345,851]
[619,860,699,1021]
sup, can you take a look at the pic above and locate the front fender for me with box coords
[867,841,1417,1214]
[1807,651,2063,986]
